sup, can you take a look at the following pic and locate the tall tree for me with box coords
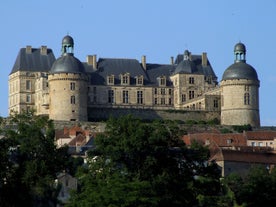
[0,111,70,207]
[67,115,222,207]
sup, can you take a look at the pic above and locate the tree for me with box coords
[224,165,276,207]
[67,115,222,207]
[0,111,71,207]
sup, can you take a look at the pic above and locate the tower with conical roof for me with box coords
[48,35,89,121]
[220,43,260,127]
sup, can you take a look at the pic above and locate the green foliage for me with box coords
[186,119,198,125]
[224,166,276,207]
[206,118,220,125]
[232,124,252,133]
[220,127,233,133]
[67,115,223,207]
[0,111,71,207]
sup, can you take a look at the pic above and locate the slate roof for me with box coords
[175,54,217,78]
[50,53,85,74]
[11,48,56,74]
[222,62,258,81]
[10,47,217,86]
[89,58,150,85]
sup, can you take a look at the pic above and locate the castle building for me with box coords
[8,35,260,127]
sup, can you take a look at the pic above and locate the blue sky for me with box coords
[1,0,276,126]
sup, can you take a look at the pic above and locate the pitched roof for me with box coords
[89,58,150,85]
[174,54,217,78]
[245,131,276,140]
[212,149,276,164]
[11,47,56,74]
[183,132,247,147]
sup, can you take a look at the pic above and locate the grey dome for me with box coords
[50,53,85,74]
[62,35,74,45]
[174,60,197,74]
[222,62,258,80]
[234,42,246,53]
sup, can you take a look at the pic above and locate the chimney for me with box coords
[92,55,97,69]
[202,52,207,67]
[141,55,146,70]
[87,55,97,69]
[26,45,32,54]
[87,55,93,65]
[170,56,174,65]
[40,46,47,55]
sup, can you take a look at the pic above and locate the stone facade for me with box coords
[8,36,260,126]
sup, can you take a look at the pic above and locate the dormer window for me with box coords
[136,75,144,86]
[159,76,166,86]
[107,75,115,85]
[120,73,130,85]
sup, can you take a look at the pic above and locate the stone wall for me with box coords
[87,107,220,123]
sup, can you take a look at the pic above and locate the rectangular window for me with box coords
[161,88,165,95]
[26,94,31,103]
[108,90,114,103]
[159,77,166,86]
[154,98,158,104]
[71,96,75,104]
[123,90,129,104]
[154,88,158,95]
[168,88,172,95]
[70,82,76,90]
[107,75,114,85]
[189,91,194,99]
[214,99,218,108]
[189,77,194,84]
[161,98,165,105]
[136,76,143,85]
[244,93,250,105]
[26,80,31,90]
[121,74,130,85]
[168,98,172,105]
[137,91,143,104]
[181,94,186,103]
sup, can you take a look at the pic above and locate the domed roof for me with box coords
[222,62,258,80]
[50,53,85,74]
[234,42,246,53]
[174,60,197,74]
[62,35,74,45]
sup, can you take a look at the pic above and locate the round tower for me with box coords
[220,42,260,127]
[48,35,89,121]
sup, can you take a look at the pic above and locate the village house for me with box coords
[183,130,276,176]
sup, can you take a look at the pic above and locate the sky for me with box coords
[1,0,276,126]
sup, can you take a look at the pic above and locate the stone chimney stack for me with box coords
[26,45,32,54]
[92,55,97,69]
[87,55,97,69]
[202,52,207,67]
[170,56,174,65]
[142,55,146,70]
[40,46,47,55]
